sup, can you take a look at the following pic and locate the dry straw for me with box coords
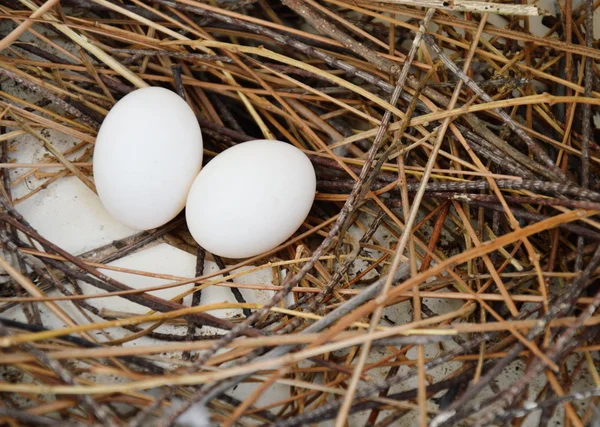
[0,0,599,426]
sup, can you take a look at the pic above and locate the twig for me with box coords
[213,253,251,317]
[496,386,600,422]
[152,0,406,96]
[315,174,600,202]
[171,64,186,101]
[111,48,233,63]
[11,113,97,193]
[576,0,595,271]
[0,322,118,426]
[0,65,99,129]
[423,34,568,183]
[459,201,600,242]
[332,9,436,426]
[164,265,410,427]
[0,0,60,51]
[183,245,205,361]
[0,317,166,374]
[359,0,544,16]
[432,245,600,426]
[19,0,148,88]
[0,407,88,427]
[0,202,250,334]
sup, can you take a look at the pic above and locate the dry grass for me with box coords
[0,0,599,426]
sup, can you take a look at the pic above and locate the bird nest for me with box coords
[0,0,599,426]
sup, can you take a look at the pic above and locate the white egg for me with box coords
[93,87,203,230]
[185,140,316,259]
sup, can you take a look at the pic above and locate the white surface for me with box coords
[77,243,196,315]
[176,403,212,427]
[16,176,136,255]
[77,243,278,320]
[186,139,316,258]
[94,87,203,230]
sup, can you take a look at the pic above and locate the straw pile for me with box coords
[0,0,599,426]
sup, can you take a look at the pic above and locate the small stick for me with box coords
[360,0,545,16]
[423,33,568,182]
[419,201,450,272]
[315,174,600,202]
[171,64,186,101]
[11,114,97,193]
[440,200,600,242]
[0,65,99,129]
[183,245,205,360]
[0,407,87,427]
[428,77,531,89]
[495,386,600,422]
[213,254,251,317]
[446,246,600,426]
[12,42,133,94]
[282,0,400,76]
[85,218,186,265]
[111,48,233,63]
[333,10,437,426]
[0,0,60,51]
[19,0,148,88]
[576,0,594,271]
[208,93,244,134]
[0,207,249,334]
[76,45,115,103]
[197,116,254,142]
[435,192,600,214]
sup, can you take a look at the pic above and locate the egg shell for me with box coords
[185,140,316,259]
[93,87,203,230]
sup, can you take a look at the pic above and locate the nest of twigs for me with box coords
[0,0,599,426]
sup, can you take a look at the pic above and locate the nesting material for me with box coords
[0,1,599,427]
